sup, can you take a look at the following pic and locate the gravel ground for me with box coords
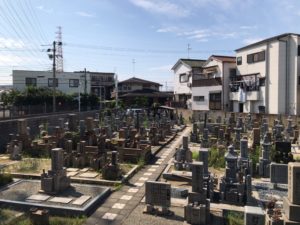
[121,203,184,225]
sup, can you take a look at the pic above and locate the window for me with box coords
[259,77,265,86]
[179,73,189,83]
[25,77,36,86]
[229,68,236,79]
[48,78,58,87]
[209,92,222,110]
[69,79,79,87]
[298,45,300,56]
[193,96,205,101]
[237,56,242,65]
[247,51,265,64]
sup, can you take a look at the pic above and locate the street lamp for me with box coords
[78,81,81,112]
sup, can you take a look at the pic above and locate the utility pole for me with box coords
[84,68,87,95]
[47,38,62,113]
[78,81,81,112]
[115,73,118,108]
[52,41,56,113]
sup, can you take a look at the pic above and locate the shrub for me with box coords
[208,146,225,169]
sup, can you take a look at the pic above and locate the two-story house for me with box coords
[114,77,172,106]
[230,33,300,115]
[172,59,206,108]
[192,55,236,111]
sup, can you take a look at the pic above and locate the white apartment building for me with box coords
[230,33,300,115]
[13,70,89,95]
[192,55,236,111]
[12,70,115,100]
[172,59,206,108]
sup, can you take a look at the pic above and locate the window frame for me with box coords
[48,78,58,87]
[25,77,37,87]
[69,79,79,88]
[237,56,242,65]
[247,50,265,64]
[193,96,205,102]
[179,73,189,83]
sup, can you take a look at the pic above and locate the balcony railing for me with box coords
[229,82,260,92]
[192,78,222,87]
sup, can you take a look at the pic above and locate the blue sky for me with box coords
[1,0,300,89]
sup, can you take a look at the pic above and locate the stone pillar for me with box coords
[65,140,73,153]
[85,117,94,132]
[17,119,27,135]
[199,149,209,176]
[111,151,117,166]
[79,120,85,137]
[51,148,64,171]
[252,128,260,148]
[191,162,203,193]
[246,174,252,203]
[240,138,248,159]
[68,114,77,131]
[282,162,300,223]
[182,136,189,150]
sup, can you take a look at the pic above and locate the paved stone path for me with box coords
[85,126,191,225]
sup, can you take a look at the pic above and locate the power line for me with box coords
[65,42,234,54]
[23,0,50,44]
[17,0,49,46]
[1,0,48,63]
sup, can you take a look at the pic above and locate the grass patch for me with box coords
[4,158,51,174]
[0,172,13,186]
[0,208,17,223]
[119,163,135,175]
[7,214,86,225]
[137,158,145,168]
[114,183,123,191]
[208,146,225,169]
[225,211,244,225]
[249,146,260,173]
[192,151,199,160]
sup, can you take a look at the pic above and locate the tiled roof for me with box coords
[172,58,206,70]
[119,77,162,86]
[210,55,236,63]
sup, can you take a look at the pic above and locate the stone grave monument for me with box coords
[144,181,173,215]
[282,162,300,224]
[40,148,71,194]
[184,162,210,225]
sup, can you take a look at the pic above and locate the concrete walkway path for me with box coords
[85,126,191,225]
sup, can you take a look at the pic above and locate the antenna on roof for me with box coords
[187,43,191,59]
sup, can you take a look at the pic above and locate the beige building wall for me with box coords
[173,64,192,99]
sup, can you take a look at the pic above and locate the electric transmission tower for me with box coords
[56,26,64,72]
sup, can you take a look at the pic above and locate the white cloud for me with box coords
[156,26,241,42]
[149,64,173,71]
[243,37,264,45]
[156,26,179,33]
[0,37,25,49]
[240,25,257,30]
[129,0,189,18]
[36,5,53,14]
[75,11,96,18]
